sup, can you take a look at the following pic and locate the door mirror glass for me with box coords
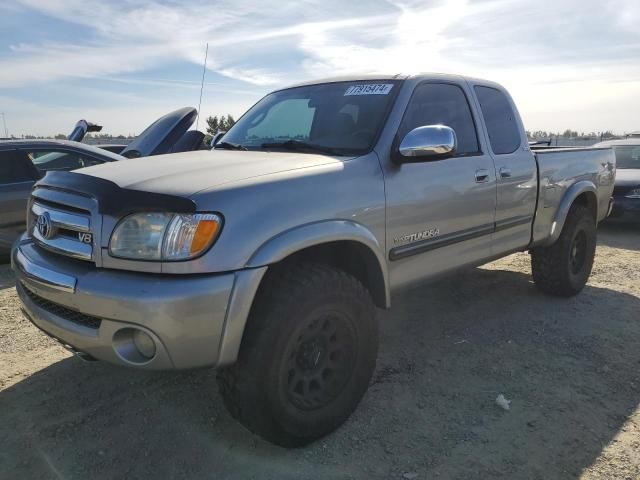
[397,125,457,162]
[210,131,226,147]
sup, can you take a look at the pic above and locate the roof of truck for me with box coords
[280,73,502,92]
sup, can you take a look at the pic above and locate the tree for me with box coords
[206,115,219,135]
[205,114,236,136]
[54,133,66,139]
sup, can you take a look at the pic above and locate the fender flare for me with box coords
[246,220,390,307]
[546,180,597,245]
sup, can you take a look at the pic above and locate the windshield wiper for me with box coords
[215,141,247,151]
[260,139,344,156]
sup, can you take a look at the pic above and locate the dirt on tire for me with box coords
[1,223,639,479]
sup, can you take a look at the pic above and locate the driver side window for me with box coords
[399,83,480,156]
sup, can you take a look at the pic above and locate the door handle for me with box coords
[499,167,512,178]
[475,169,489,183]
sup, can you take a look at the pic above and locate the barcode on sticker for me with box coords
[344,84,393,96]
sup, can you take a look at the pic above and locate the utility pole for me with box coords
[0,112,8,138]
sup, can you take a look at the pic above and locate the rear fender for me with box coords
[543,180,597,246]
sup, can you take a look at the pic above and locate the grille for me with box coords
[30,194,94,262]
[21,283,102,329]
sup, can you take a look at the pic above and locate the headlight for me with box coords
[625,188,640,199]
[109,212,222,261]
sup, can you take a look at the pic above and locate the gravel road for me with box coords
[1,224,639,480]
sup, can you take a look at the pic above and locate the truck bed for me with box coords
[531,147,616,245]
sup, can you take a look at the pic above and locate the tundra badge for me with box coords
[394,227,440,245]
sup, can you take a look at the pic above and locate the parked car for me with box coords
[67,119,127,154]
[12,74,615,447]
[0,140,125,255]
[0,107,202,255]
[594,138,640,221]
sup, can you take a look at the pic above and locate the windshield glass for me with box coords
[220,81,400,155]
[613,145,640,169]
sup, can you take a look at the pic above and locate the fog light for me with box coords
[133,330,156,359]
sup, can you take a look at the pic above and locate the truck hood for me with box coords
[79,149,348,197]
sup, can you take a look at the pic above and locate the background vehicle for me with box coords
[12,74,615,447]
[0,107,207,255]
[67,119,127,154]
[594,138,640,222]
[0,140,125,256]
[117,107,201,158]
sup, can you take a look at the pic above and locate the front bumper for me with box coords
[608,195,640,222]
[12,240,266,370]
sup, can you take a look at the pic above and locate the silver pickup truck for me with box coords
[12,74,615,446]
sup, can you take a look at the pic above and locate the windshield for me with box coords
[613,145,640,169]
[220,81,400,155]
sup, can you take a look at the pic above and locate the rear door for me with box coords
[384,81,498,288]
[471,84,538,254]
[0,149,38,252]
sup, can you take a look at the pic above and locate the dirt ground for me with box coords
[0,224,639,480]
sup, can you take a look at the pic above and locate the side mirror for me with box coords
[395,125,457,163]
[210,131,226,148]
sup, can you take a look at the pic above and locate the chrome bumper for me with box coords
[14,248,76,293]
[12,240,266,370]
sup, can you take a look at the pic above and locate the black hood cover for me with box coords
[36,171,196,216]
[120,107,197,159]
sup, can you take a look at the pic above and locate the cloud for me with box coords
[2,0,389,88]
[1,0,639,134]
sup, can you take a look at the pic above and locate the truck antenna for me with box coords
[195,43,209,131]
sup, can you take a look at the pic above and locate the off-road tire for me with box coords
[530,204,596,296]
[217,262,378,447]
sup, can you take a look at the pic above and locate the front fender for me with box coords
[246,219,390,305]
[216,220,388,367]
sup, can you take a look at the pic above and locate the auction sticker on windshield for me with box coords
[344,84,393,96]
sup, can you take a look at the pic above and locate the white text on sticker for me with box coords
[344,84,393,96]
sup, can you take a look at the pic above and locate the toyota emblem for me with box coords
[36,212,55,239]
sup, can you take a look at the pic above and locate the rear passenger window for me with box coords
[0,150,34,184]
[399,83,479,156]
[474,86,521,155]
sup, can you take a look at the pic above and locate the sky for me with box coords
[0,0,639,137]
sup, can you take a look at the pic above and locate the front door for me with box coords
[384,82,497,289]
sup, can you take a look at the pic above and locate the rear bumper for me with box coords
[12,240,266,370]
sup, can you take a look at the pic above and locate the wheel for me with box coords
[530,204,597,296]
[217,262,378,447]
